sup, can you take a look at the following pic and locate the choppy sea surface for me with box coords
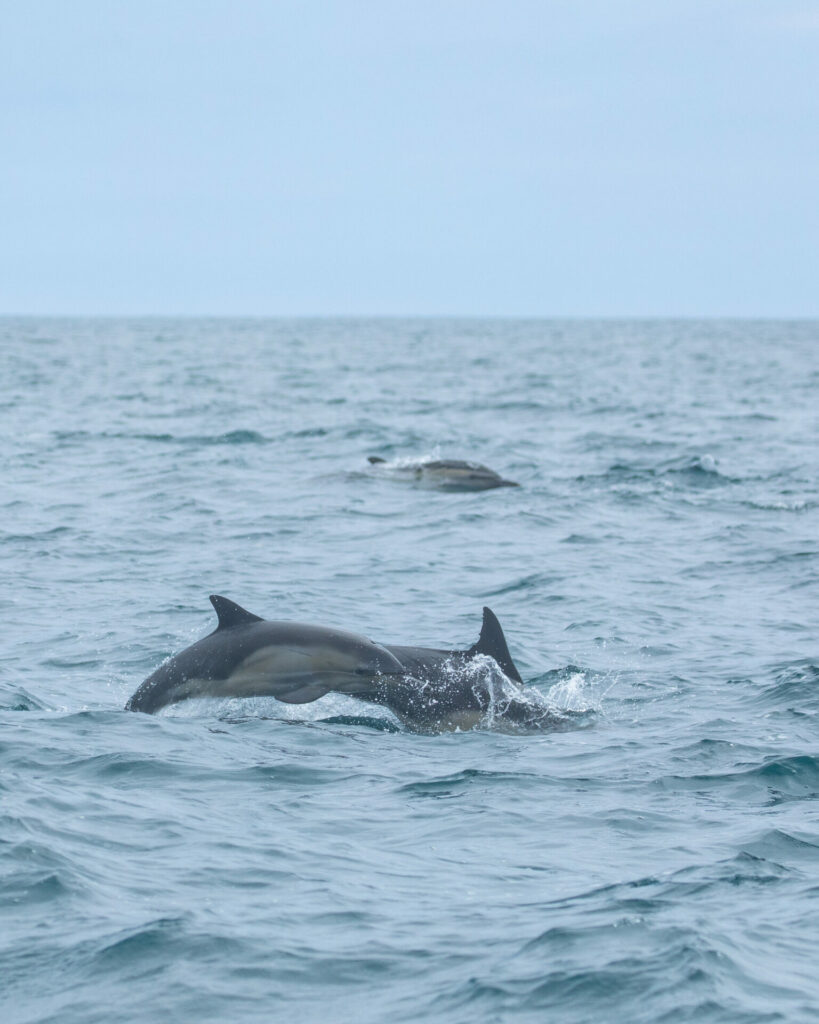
[2,318,819,1023]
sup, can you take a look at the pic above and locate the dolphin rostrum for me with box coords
[124,596,538,731]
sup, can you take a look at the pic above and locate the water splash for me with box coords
[407,654,594,734]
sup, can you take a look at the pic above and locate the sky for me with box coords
[1,1,817,316]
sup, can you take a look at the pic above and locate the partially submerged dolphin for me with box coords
[125,596,404,715]
[368,456,519,491]
[125,596,539,731]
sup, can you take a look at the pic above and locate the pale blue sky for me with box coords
[1,1,817,315]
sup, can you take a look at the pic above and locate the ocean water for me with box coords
[2,317,819,1023]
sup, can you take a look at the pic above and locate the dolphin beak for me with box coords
[125,676,172,714]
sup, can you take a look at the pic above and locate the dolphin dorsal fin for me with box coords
[467,607,523,684]
[209,595,264,630]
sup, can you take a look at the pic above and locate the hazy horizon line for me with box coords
[3,311,818,322]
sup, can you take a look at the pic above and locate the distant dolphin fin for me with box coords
[368,455,387,464]
[209,595,265,630]
[467,607,523,684]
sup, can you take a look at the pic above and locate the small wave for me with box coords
[318,714,402,733]
[645,453,729,487]
[0,841,80,906]
[57,751,210,787]
[741,497,817,513]
[234,763,355,786]
[398,768,537,798]
[485,571,562,596]
[155,428,269,446]
[280,426,329,439]
[752,662,819,711]
[441,921,775,1022]
[1,525,72,544]
[94,916,200,967]
[0,686,49,711]
[757,754,819,781]
[1,871,72,905]
[718,412,778,422]
[742,828,819,862]
[536,853,793,921]
[579,453,736,490]
[653,755,819,805]
[55,428,270,447]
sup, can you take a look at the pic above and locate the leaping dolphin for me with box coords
[124,596,538,731]
[125,596,405,715]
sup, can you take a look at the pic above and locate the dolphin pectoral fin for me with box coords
[275,683,333,704]
[276,669,401,705]
[467,607,523,684]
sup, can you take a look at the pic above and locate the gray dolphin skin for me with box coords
[125,596,531,731]
[125,595,406,714]
[368,455,519,491]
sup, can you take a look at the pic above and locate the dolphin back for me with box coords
[125,596,406,714]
